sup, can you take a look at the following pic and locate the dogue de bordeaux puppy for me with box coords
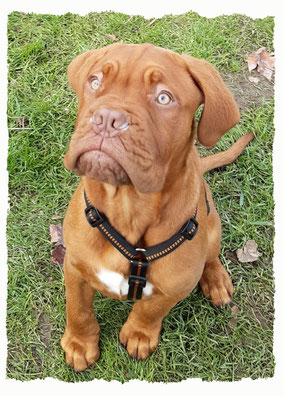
[61,43,253,371]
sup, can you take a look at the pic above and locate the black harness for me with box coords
[84,189,210,300]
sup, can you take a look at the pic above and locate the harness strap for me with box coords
[83,188,209,300]
[84,191,198,261]
[128,250,149,300]
[84,191,138,260]
[204,186,210,216]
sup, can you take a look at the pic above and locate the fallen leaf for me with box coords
[105,34,118,41]
[17,117,29,128]
[247,47,275,81]
[51,244,66,266]
[236,239,261,263]
[50,223,65,266]
[49,224,64,246]
[248,76,260,84]
[247,52,259,72]
[230,304,240,315]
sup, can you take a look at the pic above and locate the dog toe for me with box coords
[119,321,159,360]
[200,258,233,307]
[122,332,152,360]
[210,285,232,307]
[61,332,100,372]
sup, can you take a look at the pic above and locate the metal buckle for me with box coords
[130,248,147,263]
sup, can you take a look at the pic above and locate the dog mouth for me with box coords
[64,116,163,192]
[75,149,131,185]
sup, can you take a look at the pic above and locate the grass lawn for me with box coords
[7,11,274,382]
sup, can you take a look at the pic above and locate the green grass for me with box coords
[7,11,274,382]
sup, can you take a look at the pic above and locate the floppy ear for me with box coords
[181,54,240,147]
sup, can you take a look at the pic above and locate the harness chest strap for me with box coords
[84,189,210,300]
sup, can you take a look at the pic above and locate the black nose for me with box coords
[90,108,129,137]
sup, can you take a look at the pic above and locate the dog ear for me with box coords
[181,54,240,147]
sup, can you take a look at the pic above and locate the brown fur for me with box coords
[60,43,253,371]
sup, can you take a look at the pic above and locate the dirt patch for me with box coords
[39,312,52,349]
[221,71,274,112]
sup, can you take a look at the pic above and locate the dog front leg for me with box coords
[61,256,100,371]
[119,294,178,360]
[199,257,234,307]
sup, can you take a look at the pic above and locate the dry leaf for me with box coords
[105,34,118,41]
[247,52,259,72]
[50,223,65,266]
[248,76,260,84]
[17,117,29,128]
[51,244,66,266]
[230,304,240,315]
[236,239,261,263]
[247,47,275,81]
[49,224,64,246]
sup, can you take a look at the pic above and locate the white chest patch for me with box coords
[97,269,153,297]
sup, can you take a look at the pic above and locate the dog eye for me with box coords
[157,92,172,105]
[90,77,100,90]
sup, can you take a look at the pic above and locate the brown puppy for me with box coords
[61,43,253,371]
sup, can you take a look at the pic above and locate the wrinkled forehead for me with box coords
[97,43,178,64]
[87,43,187,82]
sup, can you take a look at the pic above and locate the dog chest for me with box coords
[96,268,153,298]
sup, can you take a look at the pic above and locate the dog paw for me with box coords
[61,331,100,371]
[119,320,160,360]
[199,259,233,307]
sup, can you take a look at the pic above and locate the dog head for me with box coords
[64,43,239,193]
